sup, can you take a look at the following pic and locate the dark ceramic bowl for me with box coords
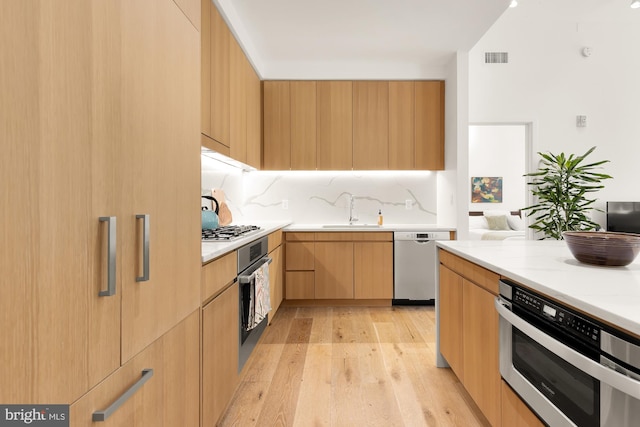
[563,231,640,266]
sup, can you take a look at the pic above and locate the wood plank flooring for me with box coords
[217,306,491,427]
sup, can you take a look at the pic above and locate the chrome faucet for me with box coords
[348,194,358,225]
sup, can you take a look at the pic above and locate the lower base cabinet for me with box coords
[70,310,200,426]
[501,381,545,427]
[202,282,239,426]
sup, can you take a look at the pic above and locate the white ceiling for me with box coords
[214,0,511,79]
[213,0,638,79]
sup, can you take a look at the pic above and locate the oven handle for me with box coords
[238,257,272,284]
[495,297,640,400]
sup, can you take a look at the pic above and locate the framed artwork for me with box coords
[471,177,503,203]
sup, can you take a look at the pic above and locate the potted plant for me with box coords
[523,146,612,240]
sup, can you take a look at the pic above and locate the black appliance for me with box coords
[606,202,640,234]
[496,280,640,427]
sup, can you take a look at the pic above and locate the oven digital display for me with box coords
[543,304,557,318]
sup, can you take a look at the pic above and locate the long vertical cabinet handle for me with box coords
[99,216,116,297]
[92,369,154,421]
[136,214,150,282]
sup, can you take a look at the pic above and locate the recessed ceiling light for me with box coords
[509,0,518,7]
[632,0,640,9]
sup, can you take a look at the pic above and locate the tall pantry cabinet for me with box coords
[0,0,201,423]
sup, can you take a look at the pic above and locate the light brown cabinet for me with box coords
[415,81,445,170]
[315,242,355,299]
[263,80,318,170]
[354,242,393,299]
[202,282,240,426]
[0,0,200,405]
[262,80,444,170]
[201,0,261,168]
[202,0,231,155]
[70,310,200,427]
[462,277,501,427]
[439,249,509,427]
[317,81,353,170]
[263,81,291,169]
[284,232,393,302]
[353,81,389,169]
[501,381,545,427]
[438,264,464,380]
[268,230,284,318]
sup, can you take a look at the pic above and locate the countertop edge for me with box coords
[436,240,640,338]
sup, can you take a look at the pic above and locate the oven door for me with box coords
[238,257,271,372]
[496,297,640,427]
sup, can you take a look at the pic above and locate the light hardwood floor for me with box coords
[216,306,491,427]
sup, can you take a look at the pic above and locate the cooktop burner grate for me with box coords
[202,225,261,241]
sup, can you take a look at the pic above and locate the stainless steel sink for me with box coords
[321,224,381,229]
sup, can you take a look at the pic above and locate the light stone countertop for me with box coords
[201,221,291,264]
[284,223,456,232]
[436,240,640,337]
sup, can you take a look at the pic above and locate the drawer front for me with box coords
[268,229,283,252]
[285,232,315,241]
[70,310,199,427]
[314,231,393,241]
[439,249,499,295]
[202,251,237,302]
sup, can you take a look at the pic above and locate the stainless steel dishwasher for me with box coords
[393,231,450,305]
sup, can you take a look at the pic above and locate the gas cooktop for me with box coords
[202,225,261,242]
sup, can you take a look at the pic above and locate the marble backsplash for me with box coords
[202,156,438,225]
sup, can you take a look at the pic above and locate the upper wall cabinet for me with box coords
[263,81,318,170]
[317,81,353,170]
[262,80,444,171]
[353,81,389,170]
[201,0,261,168]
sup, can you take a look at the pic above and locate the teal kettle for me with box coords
[201,196,220,230]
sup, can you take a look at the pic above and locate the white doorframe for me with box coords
[468,121,536,239]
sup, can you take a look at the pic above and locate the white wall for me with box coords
[469,4,640,226]
[468,125,525,212]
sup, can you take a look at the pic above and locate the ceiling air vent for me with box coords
[485,52,509,64]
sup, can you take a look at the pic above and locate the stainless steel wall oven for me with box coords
[237,236,271,372]
[496,280,640,427]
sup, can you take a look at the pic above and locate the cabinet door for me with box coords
[203,283,240,425]
[0,0,121,403]
[317,81,353,170]
[315,242,354,299]
[501,380,545,427]
[285,272,315,300]
[70,310,200,427]
[439,265,464,381]
[291,81,317,170]
[229,36,248,163]
[463,279,501,427]
[354,242,393,299]
[209,2,230,146]
[415,81,444,170]
[389,81,415,170]
[285,241,315,270]
[120,0,201,363]
[269,246,284,317]
[201,0,211,136]
[263,81,291,170]
[246,60,262,169]
[353,81,389,170]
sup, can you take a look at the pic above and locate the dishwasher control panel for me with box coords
[394,231,451,241]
